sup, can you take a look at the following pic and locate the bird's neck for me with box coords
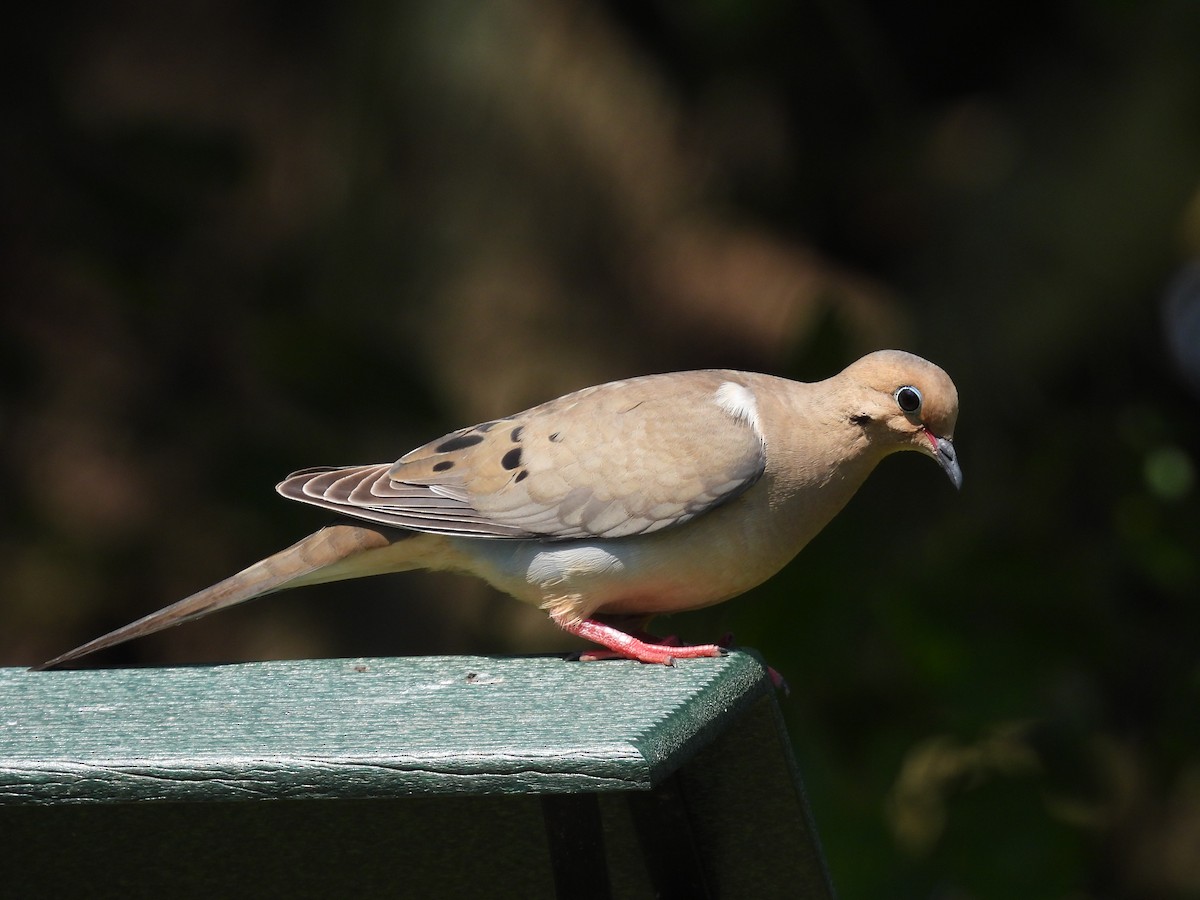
[759,384,886,550]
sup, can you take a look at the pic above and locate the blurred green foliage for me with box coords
[3,1,1200,896]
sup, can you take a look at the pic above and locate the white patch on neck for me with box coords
[714,381,763,439]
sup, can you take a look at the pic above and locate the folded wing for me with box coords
[277,371,766,541]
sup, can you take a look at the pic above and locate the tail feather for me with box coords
[33,525,402,671]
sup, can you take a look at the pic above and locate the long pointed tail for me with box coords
[33,525,405,671]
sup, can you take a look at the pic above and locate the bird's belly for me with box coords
[449,515,791,620]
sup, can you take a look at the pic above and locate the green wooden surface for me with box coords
[0,652,771,804]
[0,651,836,898]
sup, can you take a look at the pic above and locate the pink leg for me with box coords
[576,626,685,662]
[555,615,724,665]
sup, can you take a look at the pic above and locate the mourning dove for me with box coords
[35,349,960,670]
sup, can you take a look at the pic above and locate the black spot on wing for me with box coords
[501,447,523,470]
[432,460,455,472]
[436,433,485,453]
[514,470,528,483]
[510,425,524,442]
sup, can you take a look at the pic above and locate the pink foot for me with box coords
[556,616,724,666]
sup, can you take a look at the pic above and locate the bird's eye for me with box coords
[895,386,922,414]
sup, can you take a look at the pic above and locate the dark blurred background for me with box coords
[3,1,1200,896]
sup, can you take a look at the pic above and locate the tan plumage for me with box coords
[35,350,960,670]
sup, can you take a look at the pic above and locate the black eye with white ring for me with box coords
[895,385,923,414]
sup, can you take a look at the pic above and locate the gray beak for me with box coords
[934,436,963,490]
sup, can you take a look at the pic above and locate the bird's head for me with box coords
[842,349,962,489]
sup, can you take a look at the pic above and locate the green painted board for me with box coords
[0,652,772,804]
[0,651,835,898]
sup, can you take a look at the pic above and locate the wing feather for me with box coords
[277,371,766,540]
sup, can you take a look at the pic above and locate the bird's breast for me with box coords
[446,484,813,619]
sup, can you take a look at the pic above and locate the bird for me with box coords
[34,349,960,671]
